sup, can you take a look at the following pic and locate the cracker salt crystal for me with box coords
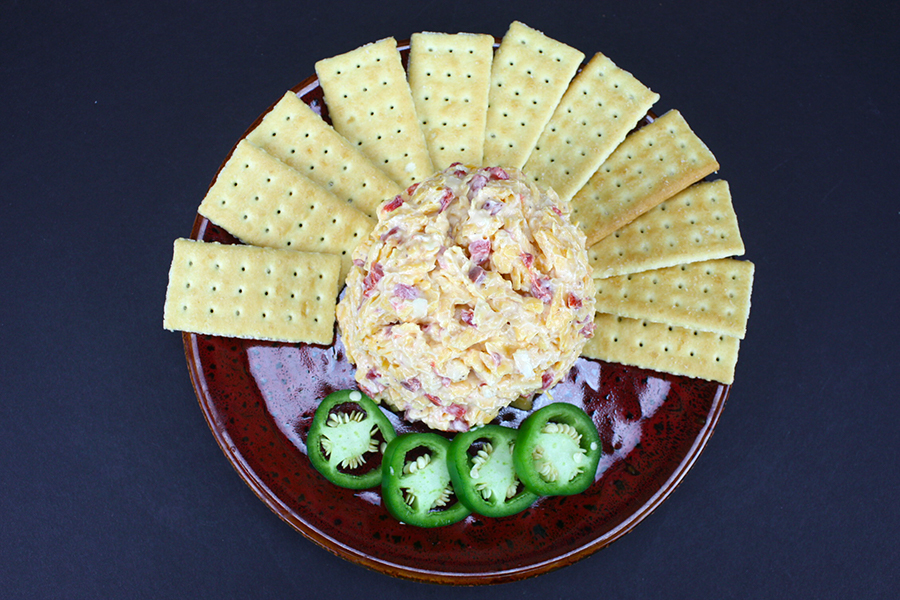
[588,180,744,279]
[482,21,584,169]
[316,37,434,188]
[198,139,374,281]
[163,239,340,345]
[524,52,659,202]
[592,258,755,338]
[408,32,494,170]
[571,109,719,246]
[246,91,401,219]
[582,313,741,384]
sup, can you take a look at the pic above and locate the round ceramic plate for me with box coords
[183,42,730,584]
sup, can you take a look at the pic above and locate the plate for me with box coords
[183,42,730,584]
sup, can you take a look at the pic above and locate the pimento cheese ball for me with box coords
[337,165,596,431]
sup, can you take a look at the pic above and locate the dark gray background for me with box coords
[2,0,898,597]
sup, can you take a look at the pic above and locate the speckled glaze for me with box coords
[182,42,730,584]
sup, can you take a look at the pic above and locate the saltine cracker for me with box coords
[163,239,341,345]
[198,140,374,281]
[316,37,434,188]
[524,52,659,202]
[588,180,744,279]
[593,259,754,338]
[582,313,741,384]
[408,32,494,170]
[482,21,584,169]
[246,91,401,218]
[571,110,719,246]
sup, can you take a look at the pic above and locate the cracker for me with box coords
[316,37,434,188]
[198,140,375,281]
[524,52,659,202]
[482,21,584,169]
[593,259,755,338]
[582,313,740,384]
[246,91,401,218]
[571,110,719,246]
[163,239,340,345]
[408,32,494,170]
[588,180,744,279]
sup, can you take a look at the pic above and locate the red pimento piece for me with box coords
[425,393,442,407]
[487,167,509,180]
[566,293,583,309]
[521,252,535,269]
[380,225,402,242]
[531,275,553,303]
[468,238,491,265]
[439,188,455,213]
[551,205,563,216]
[448,403,467,418]
[363,368,385,394]
[393,283,418,300]
[542,372,555,390]
[467,174,487,200]
[362,262,384,297]
[383,195,404,212]
[460,308,475,326]
[405,182,420,195]
[580,321,596,338]
[401,377,422,392]
[468,266,486,284]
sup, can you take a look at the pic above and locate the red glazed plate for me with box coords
[182,43,730,584]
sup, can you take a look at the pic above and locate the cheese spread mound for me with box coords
[336,165,596,431]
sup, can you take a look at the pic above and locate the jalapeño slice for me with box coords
[513,402,602,497]
[381,433,471,528]
[306,390,397,489]
[447,425,539,518]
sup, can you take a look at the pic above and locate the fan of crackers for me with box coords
[164,21,753,385]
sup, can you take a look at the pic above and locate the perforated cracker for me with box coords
[246,91,401,218]
[593,259,755,338]
[571,110,719,246]
[163,239,341,344]
[408,32,494,170]
[198,140,374,281]
[524,52,659,202]
[588,180,744,279]
[582,313,740,383]
[316,37,434,188]
[482,21,584,169]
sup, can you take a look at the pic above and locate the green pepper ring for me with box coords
[447,425,539,518]
[306,390,397,489]
[513,402,602,497]
[381,433,471,528]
